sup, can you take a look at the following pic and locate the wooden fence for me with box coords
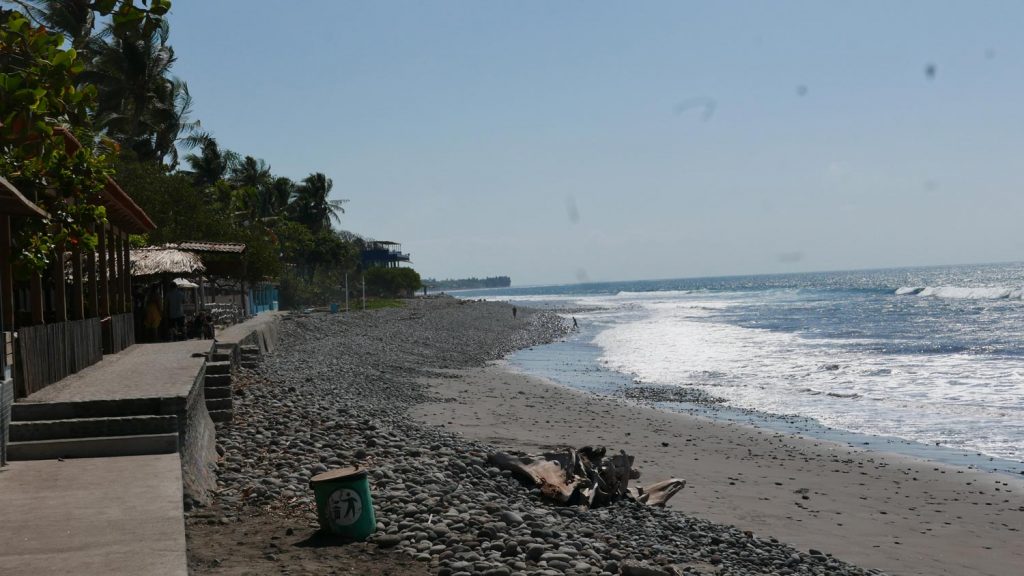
[105,312,135,354]
[15,318,103,397]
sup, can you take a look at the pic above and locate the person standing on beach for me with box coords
[573,316,578,330]
[144,289,162,342]
[166,283,186,340]
[512,306,517,319]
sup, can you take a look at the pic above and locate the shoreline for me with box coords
[506,332,1024,478]
[413,360,1024,576]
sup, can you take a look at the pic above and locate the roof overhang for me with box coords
[0,176,49,218]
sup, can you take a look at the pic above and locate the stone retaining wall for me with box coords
[180,313,282,506]
[1,378,12,466]
[178,362,218,508]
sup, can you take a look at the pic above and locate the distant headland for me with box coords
[424,276,511,290]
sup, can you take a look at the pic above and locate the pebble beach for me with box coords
[186,298,1023,576]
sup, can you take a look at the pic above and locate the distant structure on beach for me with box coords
[361,240,411,269]
[424,276,511,290]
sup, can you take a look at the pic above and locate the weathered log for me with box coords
[486,451,581,503]
[488,445,685,509]
[634,478,687,507]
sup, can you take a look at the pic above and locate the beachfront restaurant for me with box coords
[129,246,207,341]
[0,177,50,466]
[0,136,156,429]
[130,241,270,335]
[164,242,251,324]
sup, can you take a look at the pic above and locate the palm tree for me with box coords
[291,172,348,233]
[81,16,203,165]
[268,176,295,215]
[14,0,97,51]
[184,135,239,189]
[230,156,272,190]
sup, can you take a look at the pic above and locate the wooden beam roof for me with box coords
[0,176,49,218]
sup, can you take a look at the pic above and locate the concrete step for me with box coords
[240,361,259,370]
[12,398,166,422]
[9,415,178,442]
[205,398,233,411]
[205,386,232,400]
[204,373,231,388]
[211,352,232,363]
[6,433,179,460]
[209,409,233,423]
[205,361,231,376]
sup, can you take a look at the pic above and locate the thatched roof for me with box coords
[165,241,246,254]
[130,247,205,277]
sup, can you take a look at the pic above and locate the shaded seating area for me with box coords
[130,247,208,342]
[1,134,156,401]
[129,241,261,340]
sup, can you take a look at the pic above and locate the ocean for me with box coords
[454,263,1024,473]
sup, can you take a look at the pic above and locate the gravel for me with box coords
[196,297,883,576]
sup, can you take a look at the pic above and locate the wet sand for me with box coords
[413,362,1024,576]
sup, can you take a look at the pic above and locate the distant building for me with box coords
[361,241,410,269]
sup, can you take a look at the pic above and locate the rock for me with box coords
[374,534,403,548]
[526,544,546,562]
[500,511,524,526]
[620,561,672,576]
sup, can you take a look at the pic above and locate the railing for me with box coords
[104,312,135,355]
[15,318,103,397]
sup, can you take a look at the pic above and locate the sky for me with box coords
[169,1,1024,285]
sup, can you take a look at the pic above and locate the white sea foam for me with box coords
[590,293,1024,461]
[898,286,1024,300]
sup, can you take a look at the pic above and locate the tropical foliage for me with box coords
[1,0,418,305]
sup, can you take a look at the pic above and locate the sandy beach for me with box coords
[186,299,1020,576]
[413,362,1024,576]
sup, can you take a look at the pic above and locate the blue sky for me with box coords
[169,1,1024,285]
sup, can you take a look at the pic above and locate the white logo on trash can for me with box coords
[328,488,362,527]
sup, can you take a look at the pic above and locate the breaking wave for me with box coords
[896,286,1024,300]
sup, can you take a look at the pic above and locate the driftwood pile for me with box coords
[487,446,685,509]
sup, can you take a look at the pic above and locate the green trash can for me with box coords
[310,466,376,540]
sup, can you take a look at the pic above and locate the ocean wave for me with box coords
[895,286,1024,300]
[613,289,694,299]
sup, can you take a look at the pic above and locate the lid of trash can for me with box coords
[310,466,368,485]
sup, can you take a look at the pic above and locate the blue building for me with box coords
[361,241,410,269]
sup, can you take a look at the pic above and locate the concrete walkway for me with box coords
[21,340,213,403]
[0,313,282,574]
[0,454,187,575]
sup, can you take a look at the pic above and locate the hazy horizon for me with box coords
[430,258,1024,288]
[170,2,1024,285]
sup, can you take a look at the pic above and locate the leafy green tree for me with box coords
[113,155,222,244]
[365,267,422,297]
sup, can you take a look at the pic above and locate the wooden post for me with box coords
[51,244,67,322]
[121,231,131,313]
[108,226,119,315]
[29,272,43,325]
[97,225,109,318]
[0,216,14,330]
[86,229,98,318]
[71,242,84,320]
